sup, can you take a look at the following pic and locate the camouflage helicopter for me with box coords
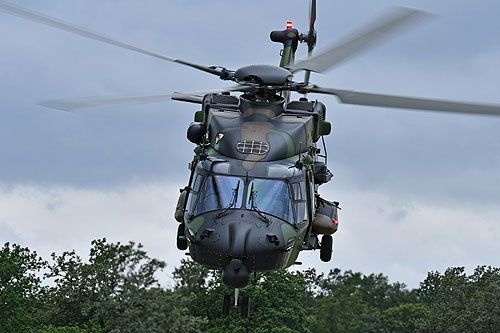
[3,0,500,317]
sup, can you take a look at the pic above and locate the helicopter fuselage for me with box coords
[176,92,338,287]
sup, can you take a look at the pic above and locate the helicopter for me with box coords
[2,0,500,318]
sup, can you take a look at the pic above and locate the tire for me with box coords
[176,224,188,250]
[320,235,333,262]
[241,296,250,318]
[222,295,231,316]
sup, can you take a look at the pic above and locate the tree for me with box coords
[377,303,430,332]
[172,258,214,318]
[45,238,206,332]
[308,268,419,332]
[418,266,500,332]
[5,238,500,332]
[0,242,48,332]
[173,260,314,332]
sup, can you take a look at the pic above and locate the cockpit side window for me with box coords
[192,174,204,192]
[185,173,204,215]
[291,182,306,223]
[291,182,305,200]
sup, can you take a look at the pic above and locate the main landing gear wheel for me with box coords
[222,295,231,316]
[176,224,188,250]
[320,235,333,262]
[241,296,250,318]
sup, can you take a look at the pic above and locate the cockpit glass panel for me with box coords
[192,174,204,192]
[247,179,294,223]
[291,182,305,200]
[194,175,243,215]
[291,182,306,223]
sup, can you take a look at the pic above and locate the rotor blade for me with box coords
[291,6,430,73]
[306,86,500,116]
[40,86,247,111]
[171,93,205,104]
[0,1,224,77]
[39,94,174,112]
[172,85,251,104]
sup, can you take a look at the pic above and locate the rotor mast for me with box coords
[270,22,299,102]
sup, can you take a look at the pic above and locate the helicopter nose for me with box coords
[226,220,253,257]
[191,210,291,272]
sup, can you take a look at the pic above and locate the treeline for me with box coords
[1,240,499,332]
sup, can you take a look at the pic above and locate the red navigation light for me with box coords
[332,219,338,225]
[286,21,293,29]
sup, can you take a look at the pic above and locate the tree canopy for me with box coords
[1,240,499,332]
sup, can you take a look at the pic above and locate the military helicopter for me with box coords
[3,0,500,317]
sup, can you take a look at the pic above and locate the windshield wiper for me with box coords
[215,180,240,219]
[248,183,271,224]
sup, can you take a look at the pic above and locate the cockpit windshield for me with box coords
[194,175,243,215]
[247,179,294,224]
[191,173,301,225]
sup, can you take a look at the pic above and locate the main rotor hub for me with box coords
[234,65,293,86]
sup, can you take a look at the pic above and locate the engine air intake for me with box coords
[236,140,269,155]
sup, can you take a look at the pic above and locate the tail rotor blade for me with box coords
[310,0,316,28]
[308,0,317,53]
[304,0,317,84]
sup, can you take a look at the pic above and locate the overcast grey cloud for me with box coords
[1,0,499,288]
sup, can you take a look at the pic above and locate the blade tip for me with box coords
[38,101,75,112]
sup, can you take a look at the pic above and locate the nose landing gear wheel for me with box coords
[222,295,231,316]
[320,234,333,262]
[176,224,188,250]
[241,296,250,318]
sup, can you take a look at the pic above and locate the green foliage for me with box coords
[36,326,92,332]
[44,239,205,332]
[377,303,430,332]
[3,240,500,332]
[172,258,213,318]
[0,242,48,332]
[417,266,500,332]
[308,268,418,332]
[173,261,313,332]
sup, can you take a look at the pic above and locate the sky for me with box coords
[1,0,499,288]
